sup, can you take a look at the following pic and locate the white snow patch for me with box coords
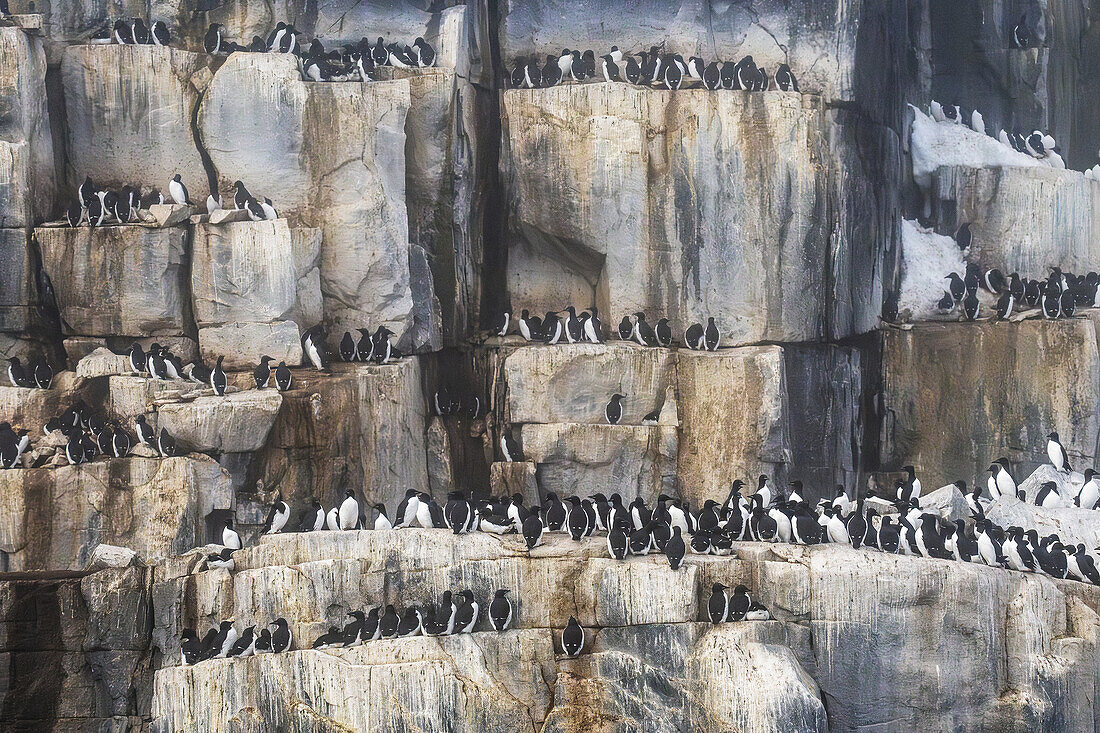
[910,105,1044,189]
[899,219,968,321]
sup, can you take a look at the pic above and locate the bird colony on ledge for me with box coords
[509,46,797,91]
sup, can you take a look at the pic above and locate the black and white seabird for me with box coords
[633,313,658,346]
[293,499,323,532]
[222,519,242,549]
[379,605,400,638]
[962,290,980,321]
[373,503,392,530]
[489,589,513,631]
[301,325,329,370]
[151,20,170,46]
[703,317,720,351]
[655,318,672,347]
[168,174,190,206]
[396,606,424,637]
[522,511,544,549]
[454,590,479,633]
[203,23,223,54]
[270,618,292,653]
[210,355,228,396]
[500,429,522,462]
[263,498,290,534]
[561,616,584,656]
[617,316,633,340]
[1011,13,1031,49]
[134,415,155,448]
[158,428,178,457]
[1047,432,1071,472]
[707,583,729,623]
[338,488,359,530]
[273,361,292,391]
[253,355,273,388]
[775,64,798,91]
[605,394,624,425]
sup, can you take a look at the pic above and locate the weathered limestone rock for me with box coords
[502,85,872,345]
[504,342,675,425]
[0,373,77,430]
[378,33,483,342]
[288,227,323,329]
[0,456,232,571]
[191,219,297,327]
[151,533,1100,731]
[931,165,1100,275]
[153,532,699,661]
[75,346,131,379]
[36,224,190,337]
[0,26,54,226]
[880,320,1100,489]
[425,416,454,496]
[108,375,192,419]
[153,631,554,732]
[61,44,210,193]
[199,53,437,351]
[489,461,537,503]
[198,321,302,371]
[545,622,826,732]
[677,347,790,502]
[987,476,1100,549]
[0,567,150,727]
[247,360,428,517]
[522,423,676,501]
[155,391,283,454]
[0,228,35,332]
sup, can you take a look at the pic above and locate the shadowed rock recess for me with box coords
[1,0,1099,730]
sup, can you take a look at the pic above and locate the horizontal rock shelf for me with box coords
[150,531,1100,731]
[198,53,437,351]
[156,390,283,454]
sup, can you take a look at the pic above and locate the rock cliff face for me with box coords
[145,531,1100,732]
[2,0,1100,731]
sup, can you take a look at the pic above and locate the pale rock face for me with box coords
[500,343,803,505]
[60,44,212,195]
[522,422,677,501]
[152,631,556,732]
[36,224,191,337]
[880,321,1100,489]
[191,218,298,327]
[494,0,904,119]
[198,321,303,371]
[503,86,847,346]
[198,53,437,351]
[931,165,1100,276]
[246,361,428,518]
[0,456,233,571]
[488,461,538,504]
[677,346,790,501]
[155,391,283,454]
[75,346,132,379]
[0,26,55,226]
[505,341,675,425]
